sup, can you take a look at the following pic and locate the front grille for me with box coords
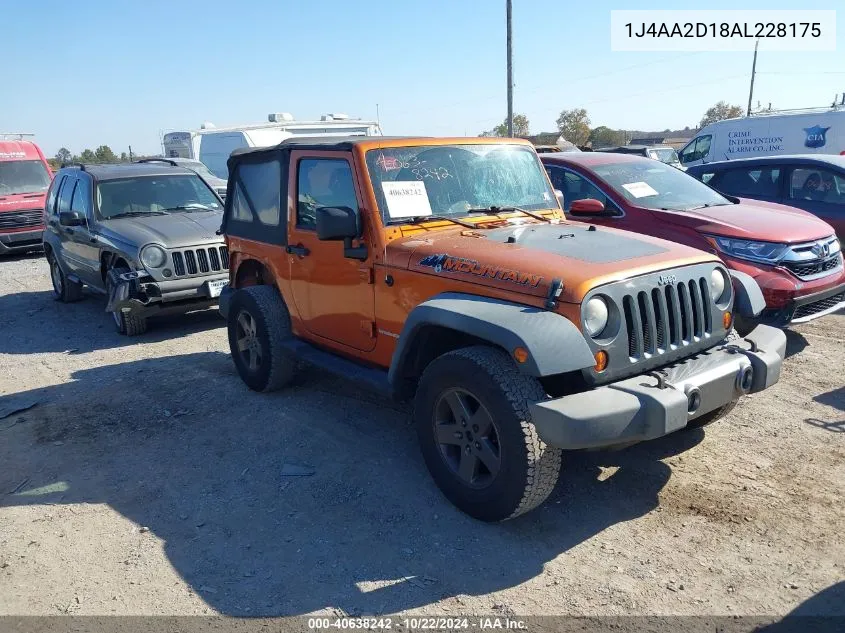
[0,209,42,230]
[784,253,842,278]
[169,245,229,277]
[623,277,713,360]
[794,292,845,320]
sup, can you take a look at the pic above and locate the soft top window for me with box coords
[222,152,287,246]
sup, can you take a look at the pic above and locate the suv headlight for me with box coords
[140,244,167,269]
[583,296,609,337]
[711,236,788,264]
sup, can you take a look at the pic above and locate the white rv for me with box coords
[679,101,845,168]
[162,113,383,179]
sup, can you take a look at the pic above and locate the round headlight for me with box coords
[140,244,167,269]
[710,268,728,302]
[583,296,609,338]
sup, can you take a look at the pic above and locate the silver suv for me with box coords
[42,162,228,335]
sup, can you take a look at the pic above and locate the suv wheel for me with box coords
[107,267,148,336]
[48,254,83,303]
[227,285,297,392]
[414,346,561,522]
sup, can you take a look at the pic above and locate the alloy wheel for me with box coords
[432,388,501,489]
[235,310,263,372]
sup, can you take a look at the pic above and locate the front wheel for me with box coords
[686,401,738,430]
[414,346,561,522]
[227,285,297,392]
[107,267,147,336]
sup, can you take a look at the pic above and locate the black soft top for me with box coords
[229,136,424,160]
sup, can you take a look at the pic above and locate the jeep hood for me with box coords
[650,200,834,243]
[391,220,718,303]
[98,211,224,249]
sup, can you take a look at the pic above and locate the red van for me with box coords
[0,135,52,254]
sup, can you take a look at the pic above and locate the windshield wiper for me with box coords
[163,204,217,212]
[389,214,475,229]
[466,206,552,223]
[107,210,169,218]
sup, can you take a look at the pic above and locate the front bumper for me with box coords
[106,269,229,318]
[756,282,845,326]
[0,229,43,254]
[530,325,786,450]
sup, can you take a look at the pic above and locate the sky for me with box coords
[2,0,843,157]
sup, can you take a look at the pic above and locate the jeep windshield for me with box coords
[592,160,732,212]
[365,144,557,224]
[0,160,51,195]
[97,175,221,219]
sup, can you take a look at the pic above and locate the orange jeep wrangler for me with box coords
[218,136,786,522]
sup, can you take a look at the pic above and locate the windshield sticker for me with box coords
[419,254,542,288]
[621,181,658,198]
[381,181,432,218]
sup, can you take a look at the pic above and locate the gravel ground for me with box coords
[0,251,843,617]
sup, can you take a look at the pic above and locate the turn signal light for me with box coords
[723,311,733,330]
[513,347,529,364]
[594,350,608,372]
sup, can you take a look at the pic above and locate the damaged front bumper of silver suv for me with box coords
[529,325,786,450]
[105,268,229,318]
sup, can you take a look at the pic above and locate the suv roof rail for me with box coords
[0,132,35,140]
[136,158,178,166]
[60,163,87,171]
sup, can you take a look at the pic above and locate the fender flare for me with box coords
[387,292,596,386]
[729,270,765,318]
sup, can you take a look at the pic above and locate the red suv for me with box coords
[0,135,52,255]
[541,152,844,331]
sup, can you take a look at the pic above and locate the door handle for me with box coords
[285,244,310,257]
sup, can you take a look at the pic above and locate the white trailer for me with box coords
[162,113,383,178]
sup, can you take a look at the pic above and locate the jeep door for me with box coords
[286,150,376,352]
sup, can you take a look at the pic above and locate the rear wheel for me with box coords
[227,285,297,392]
[49,254,83,303]
[107,267,148,336]
[414,346,561,522]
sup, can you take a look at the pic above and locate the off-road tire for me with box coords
[108,267,148,336]
[687,400,738,429]
[227,285,297,392]
[414,345,561,522]
[48,254,83,303]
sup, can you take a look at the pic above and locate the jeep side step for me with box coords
[280,338,394,399]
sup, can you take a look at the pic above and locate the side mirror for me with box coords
[554,189,564,203]
[569,198,606,215]
[315,206,368,261]
[59,210,85,226]
[316,206,360,241]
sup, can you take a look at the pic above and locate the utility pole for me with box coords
[129,145,134,162]
[746,39,759,117]
[506,0,513,137]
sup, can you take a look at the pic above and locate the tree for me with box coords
[94,145,118,163]
[555,108,591,146]
[699,101,743,128]
[588,126,627,148]
[79,149,96,163]
[55,147,72,165]
[120,152,128,162]
[480,113,530,137]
